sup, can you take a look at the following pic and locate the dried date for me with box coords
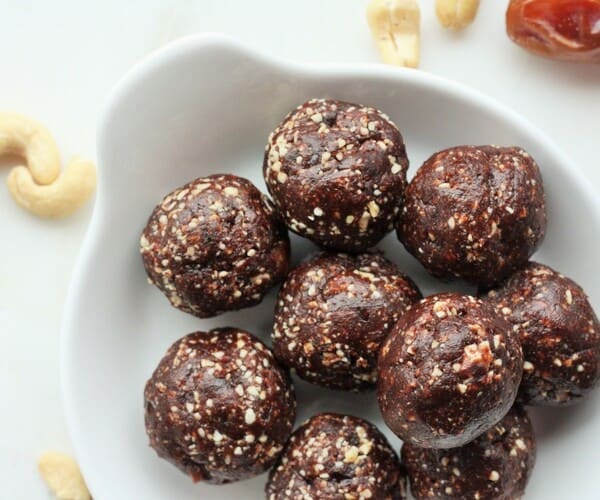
[506,0,600,62]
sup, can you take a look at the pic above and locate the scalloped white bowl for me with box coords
[61,34,600,499]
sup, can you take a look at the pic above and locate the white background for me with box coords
[1,1,599,498]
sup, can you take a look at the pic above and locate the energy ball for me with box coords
[144,328,296,484]
[272,251,421,391]
[140,174,290,318]
[484,262,600,406]
[266,413,407,500]
[402,405,536,500]
[263,98,409,252]
[397,145,546,288]
[377,293,523,448]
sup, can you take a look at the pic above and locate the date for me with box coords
[506,0,600,62]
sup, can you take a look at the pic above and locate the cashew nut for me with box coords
[436,0,480,30]
[0,112,60,185]
[366,0,421,68]
[7,157,96,218]
[38,452,92,500]
[1,112,96,218]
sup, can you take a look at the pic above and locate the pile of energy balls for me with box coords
[140,98,600,499]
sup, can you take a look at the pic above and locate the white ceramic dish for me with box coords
[61,34,600,499]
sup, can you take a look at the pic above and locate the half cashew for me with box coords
[38,452,92,500]
[1,112,96,218]
[366,0,421,68]
[436,0,480,30]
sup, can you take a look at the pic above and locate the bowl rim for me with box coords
[60,32,600,497]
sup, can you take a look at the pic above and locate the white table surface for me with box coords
[1,1,598,498]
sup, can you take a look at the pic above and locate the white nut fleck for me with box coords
[493,334,502,349]
[245,408,256,425]
[344,446,360,463]
[565,289,573,305]
[358,212,371,232]
[515,438,527,451]
[367,200,380,218]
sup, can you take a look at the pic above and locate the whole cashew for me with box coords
[366,0,421,68]
[1,112,96,218]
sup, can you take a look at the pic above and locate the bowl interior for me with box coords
[62,35,600,500]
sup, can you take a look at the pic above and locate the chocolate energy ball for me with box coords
[140,174,290,318]
[266,413,407,500]
[377,293,523,448]
[402,405,536,500]
[144,328,296,484]
[397,145,546,288]
[263,98,409,252]
[484,262,600,406]
[272,251,421,391]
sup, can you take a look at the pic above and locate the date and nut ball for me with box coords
[272,251,421,391]
[377,293,523,448]
[266,413,407,500]
[140,174,289,318]
[263,98,410,252]
[484,262,600,406]
[144,328,296,484]
[402,405,536,500]
[397,145,546,288]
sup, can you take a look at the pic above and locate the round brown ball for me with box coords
[484,262,600,406]
[266,413,407,500]
[397,145,546,288]
[144,328,296,484]
[263,98,409,252]
[402,405,536,500]
[140,174,290,318]
[377,293,523,448]
[272,251,421,391]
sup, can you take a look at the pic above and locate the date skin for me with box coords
[507,0,600,62]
